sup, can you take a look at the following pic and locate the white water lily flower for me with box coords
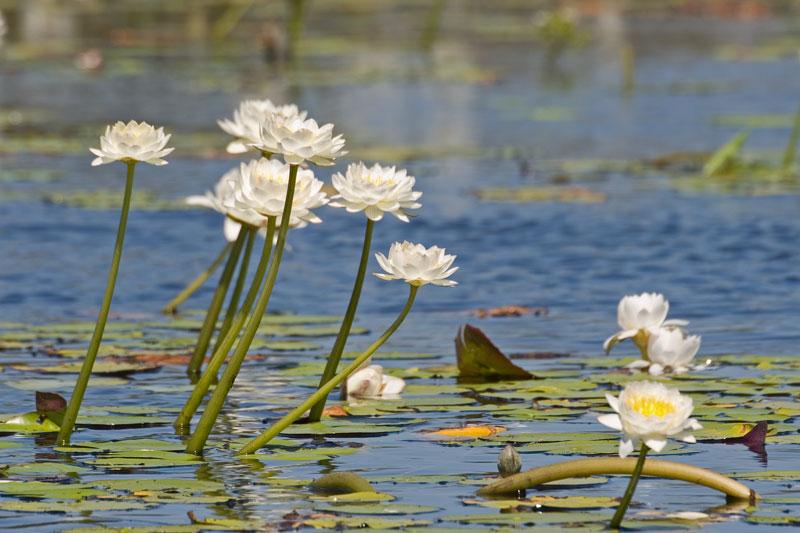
[90,120,174,166]
[185,169,249,242]
[253,115,346,166]
[330,162,422,222]
[218,99,307,154]
[227,157,328,228]
[374,241,458,287]
[347,364,406,399]
[644,327,702,376]
[598,380,701,458]
[603,293,687,354]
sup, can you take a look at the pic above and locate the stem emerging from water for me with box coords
[307,218,374,422]
[187,226,250,376]
[610,444,649,529]
[162,241,233,315]
[213,227,256,354]
[57,161,137,446]
[174,218,276,433]
[186,165,299,455]
[237,285,418,455]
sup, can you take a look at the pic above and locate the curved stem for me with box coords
[213,228,256,354]
[610,444,648,529]
[186,165,299,455]
[187,227,250,376]
[476,457,758,502]
[237,285,418,456]
[174,218,276,433]
[57,162,137,446]
[162,241,233,315]
[308,218,374,422]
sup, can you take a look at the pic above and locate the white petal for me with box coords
[644,437,667,452]
[619,438,635,458]
[648,363,664,376]
[597,413,622,431]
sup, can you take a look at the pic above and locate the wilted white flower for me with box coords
[253,115,346,166]
[90,121,173,166]
[218,99,306,154]
[374,241,458,287]
[603,293,687,354]
[347,364,405,399]
[330,162,422,222]
[227,157,327,228]
[597,380,701,458]
[634,327,703,376]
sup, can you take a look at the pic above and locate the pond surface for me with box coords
[1,1,799,531]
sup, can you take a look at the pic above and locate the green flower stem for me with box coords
[162,241,232,315]
[174,217,276,433]
[476,456,757,503]
[307,218,374,422]
[213,227,256,354]
[236,285,418,456]
[186,226,250,377]
[610,444,649,529]
[57,161,137,446]
[186,164,299,455]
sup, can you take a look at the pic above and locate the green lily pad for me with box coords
[0,499,153,513]
[311,491,395,503]
[5,462,88,476]
[303,517,431,529]
[12,361,160,376]
[0,411,60,433]
[0,481,105,499]
[310,472,375,494]
[315,503,440,515]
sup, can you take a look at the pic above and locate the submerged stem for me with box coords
[187,226,250,376]
[308,218,374,422]
[213,227,256,354]
[186,165,299,455]
[162,241,232,315]
[610,444,649,529]
[174,218,276,433]
[237,285,418,455]
[57,161,137,446]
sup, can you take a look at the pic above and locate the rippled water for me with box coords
[1,2,799,531]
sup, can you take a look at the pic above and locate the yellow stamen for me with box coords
[626,395,676,417]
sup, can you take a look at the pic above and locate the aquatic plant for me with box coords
[57,121,173,445]
[308,162,421,421]
[217,99,307,155]
[236,241,457,454]
[184,111,343,454]
[346,364,406,399]
[603,292,687,359]
[598,381,701,528]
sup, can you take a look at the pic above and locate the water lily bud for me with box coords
[497,444,522,477]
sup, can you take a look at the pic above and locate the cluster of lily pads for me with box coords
[58,101,458,459]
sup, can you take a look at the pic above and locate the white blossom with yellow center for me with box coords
[90,121,173,166]
[598,380,701,457]
[218,99,307,154]
[226,157,328,228]
[374,241,458,287]
[330,162,422,222]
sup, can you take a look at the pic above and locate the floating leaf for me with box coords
[310,472,375,494]
[428,425,506,438]
[474,186,605,204]
[314,503,440,515]
[455,325,534,381]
